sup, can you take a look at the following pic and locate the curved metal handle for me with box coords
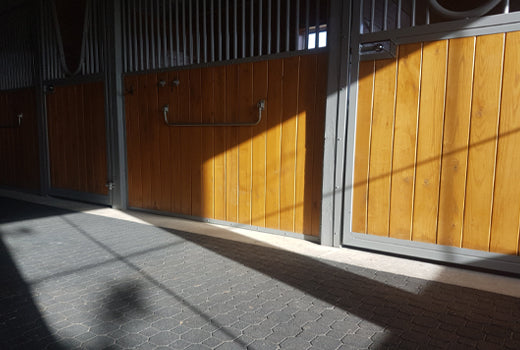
[162,99,266,127]
[0,113,23,128]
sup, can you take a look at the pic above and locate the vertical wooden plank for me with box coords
[178,70,192,215]
[367,58,397,236]
[168,70,182,213]
[389,43,422,240]
[201,68,215,219]
[280,56,299,232]
[490,31,520,255]
[265,58,283,230]
[226,64,239,223]
[83,83,95,194]
[76,84,88,193]
[150,75,162,210]
[412,40,448,244]
[214,66,227,221]
[190,68,203,217]
[352,60,375,234]
[311,52,328,237]
[462,34,504,251]
[437,37,475,247]
[90,82,108,195]
[125,75,143,207]
[251,60,268,228]
[157,72,172,212]
[238,62,253,225]
[295,54,317,234]
[139,74,154,209]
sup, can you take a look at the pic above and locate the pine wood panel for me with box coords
[353,31,520,256]
[47,82,108,195]
[351,61,375,234]
[213,66,227,221]
[367,58,397,237]
[125,75,143,207]
[238,63,253,225]
[389,43,422,240]
[490,31,520,255]
[280,56,300,232]
[157,71,172,212]
[251,61,269,228]
[125,53,327,237]
[201,68,215,219]
[412,40,447,244]
[0,88,40,190]
[295,54,318,235]
[437,37,475,247]
[312,53,328,237]
[462,34,504,251]
[265,59,283,230]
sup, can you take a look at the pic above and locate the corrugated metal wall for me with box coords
[352,30,520,255]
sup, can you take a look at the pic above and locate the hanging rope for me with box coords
[50,0,92,77]
[428,0,503,19]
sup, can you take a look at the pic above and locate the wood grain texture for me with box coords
[490,31,520,255]
[280,56,300,232]
[367,58,397,237]
[311,53,328,237]
[265,59,283,230]
[125,75,143,207]
[462,34,504,251]
[238,63,253,225]
[437,37,475,247]
[295,54,317,235]
[389,43,422,240]
[412,40,447,244]
[352,61,375,234]
[213,66,227,221]
[124,53,327,237]
[0,88,40,190]
[46,81,107,195]
[251,60,268,228]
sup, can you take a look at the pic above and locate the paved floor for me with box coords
[1,196,520,349]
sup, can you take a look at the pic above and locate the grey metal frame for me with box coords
[320,0,351,247]
[340,3,520,272]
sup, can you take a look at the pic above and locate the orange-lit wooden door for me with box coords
[46,81,110,204]
[348,31,520,258]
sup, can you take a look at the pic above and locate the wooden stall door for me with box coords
[350,31,520,256]
[46,81,109,201]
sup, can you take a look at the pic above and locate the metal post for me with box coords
[384,0,388,30]
[276,0,280,53]
[321,0,351,247]
[315,0,319,48]
[267,0,272,54]
[370,0,375,32]
[294,0,298,50]
[105,0,128,209]
[203,0,207,62]
[251,0,255,55]
[242,0,246,57]
[176,0,180,65]
[196,0,200,64]
[286,0,290,51]
[211,0,215,62]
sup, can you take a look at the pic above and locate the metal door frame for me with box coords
[332,1,520,274]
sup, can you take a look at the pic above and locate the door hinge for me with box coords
[105,182,115,191]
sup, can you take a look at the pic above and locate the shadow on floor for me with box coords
[1,195,520,349]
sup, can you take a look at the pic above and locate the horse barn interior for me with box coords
[2,0,520,275]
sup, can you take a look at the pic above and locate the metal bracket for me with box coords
[0,113,23,128]
[105,182,115,191]
[162,99,266,127]
[359,40,397,61]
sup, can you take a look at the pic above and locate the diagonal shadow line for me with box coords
[349,125,520,190]
[59,216,249,348]
[27,239,186,286]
